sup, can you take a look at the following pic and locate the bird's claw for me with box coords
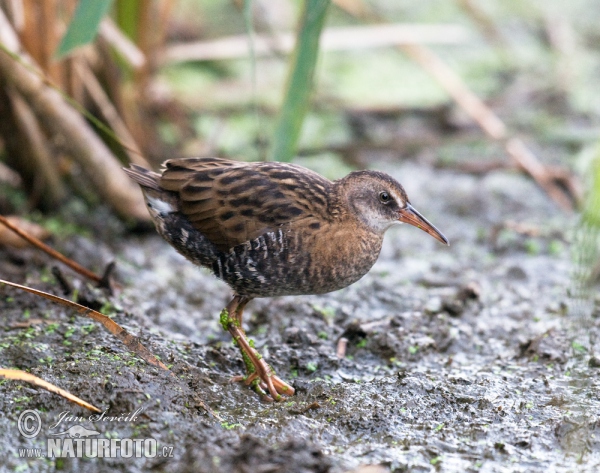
[231,363,295,402]
[222,295,294,402]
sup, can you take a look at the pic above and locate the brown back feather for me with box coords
[159,157,333,251]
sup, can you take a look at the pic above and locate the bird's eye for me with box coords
[378,191,390,203]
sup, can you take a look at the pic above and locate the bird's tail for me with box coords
[123,164,179,217]
[122,164,161,191]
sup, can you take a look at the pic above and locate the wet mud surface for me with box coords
[1,161,600,472]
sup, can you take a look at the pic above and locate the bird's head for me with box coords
[338,170,449,245]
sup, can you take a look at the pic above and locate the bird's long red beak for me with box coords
[399,204,449,245]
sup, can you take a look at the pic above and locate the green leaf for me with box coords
[55,0,114,58]
[114,0,141,41]
[269,0,330,162]
[572,142,600,312]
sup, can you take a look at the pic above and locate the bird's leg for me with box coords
[220,295,295,402]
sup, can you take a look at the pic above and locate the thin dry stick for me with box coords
[456,0,506,48]
[98,18,146,69]
[135,0,159,91]
[160,23,469,64]
[0,214,102,283]
[76,59,150,168]
[400,44,575,210]
[19,0,42,68]
[8,89,67,205]
[4,0,25,31]
[0,278,169,371]
[39,0,61,86]
[333,0,579,211]
[0,369,101,412]
[0,9,150,221]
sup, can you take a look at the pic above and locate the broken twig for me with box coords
[336,337,348,359]
[0,214,102,284]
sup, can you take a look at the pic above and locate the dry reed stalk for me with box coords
[76,59,150,168]
[0,7,150,221]
[8,90,67,206]
[333,0,579,210]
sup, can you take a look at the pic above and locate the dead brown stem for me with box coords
[0,368,101,412]
[76,59,150,168]
[160,23,469,64]
[7,89,67,206]
[0,215,49,248]
[0,278,169,372]
[99,18,146,69]
[456,0,506,48]
[333,0,579,211]
[0,214,102,283]
[0,9,150,221]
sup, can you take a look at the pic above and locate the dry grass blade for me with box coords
[457,0,506,47]
[160,23,469,64]
[98,18,146,69]
[76,59,150,168]
[0,368,101,412]
[7,90,67,206]
[0,214,102,283]
[0,8,150,221]
[0,278,169,372]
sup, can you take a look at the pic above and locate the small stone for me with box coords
[283,327,316,347]
[506,266,527,281]
[458,281,481,301]
[442,298,464,316]
[424,297,443,314]
[588,356,600,368]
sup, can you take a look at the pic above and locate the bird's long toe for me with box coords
[231,364,294,402]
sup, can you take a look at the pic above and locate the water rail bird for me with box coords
[124,157,448,401]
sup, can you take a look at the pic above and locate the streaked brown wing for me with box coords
[159,157,332,251]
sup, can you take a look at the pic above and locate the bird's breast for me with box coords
[217,222,383,297]
[300,224,383,294]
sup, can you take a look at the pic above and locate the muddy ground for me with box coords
[1,158,600,472]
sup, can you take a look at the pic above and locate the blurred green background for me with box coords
[0,0,599,279]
